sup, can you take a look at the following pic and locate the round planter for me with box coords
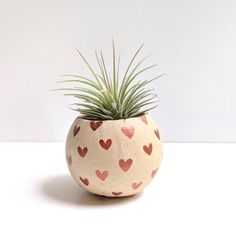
[65,113,163,197]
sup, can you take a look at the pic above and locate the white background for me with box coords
[0,0,236,142]
[1,2,236,235]
[1,142,235,236]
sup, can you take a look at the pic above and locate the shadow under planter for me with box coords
[39,174,142,207]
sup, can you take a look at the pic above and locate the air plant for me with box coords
[56,42,163,120]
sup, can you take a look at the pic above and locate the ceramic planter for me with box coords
[65,113,163,197]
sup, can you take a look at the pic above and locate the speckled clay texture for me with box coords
[65,113,163,197]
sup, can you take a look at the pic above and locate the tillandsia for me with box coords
[56,41,163,120]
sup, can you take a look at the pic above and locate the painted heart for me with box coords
[112,192,123,196]
[79,177,89,186]
[143,143,153,156]
[119,159,133,172]
[66,155,72,166]
[90,121,103,131]
[139,115,148,124]
[154,129,160,140]
[99,139,112,150]
[121,126,135,139]
[132,181,143,190]
[77,146,88,157]
[73,125,80,137]
[96,170,108,181]
[151,169,158,178]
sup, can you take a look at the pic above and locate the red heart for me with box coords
[121,126,135,139]
[96,170,108,181]
[154,129,160,140]
[99,139,112,150]
[112,192,123,196]
[139,115,148,124]
[151,169,158,178]
[90,121,103,131]
[79,177,89,186]
[77,146,88,157]
[73,125,80,137]
[119,159,133,172]
[143,143,153,156]
[132,181,143,190]
[66,155,72,166]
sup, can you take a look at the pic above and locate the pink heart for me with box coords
[151,169,158,178]
[66,155,72,166]
[79,177,89,186]
[96,170,108,181]
[121,126,135,139]
[99,139,112,150]
[139,115,148,124]
[119,159,133,172]
[73,125,80,137]
[77,146,88,158]
[132,181,143,190]
[154,129,160,140]
[143,143,153,156]
[90,121,103,131]
[112,192,123,196]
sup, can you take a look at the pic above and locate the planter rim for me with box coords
[75,113,150,122]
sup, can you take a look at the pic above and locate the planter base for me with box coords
[66,114,163,197]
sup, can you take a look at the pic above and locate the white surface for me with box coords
[0,0,236,142]
[0,142,235,236]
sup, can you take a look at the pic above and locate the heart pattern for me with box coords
[139,115,148,124]
[112,192,123,196]
[96,170,108,181]
[73,125,80,137]
[119,159,133,172]
[132,181,143,190]
[67,114,162,196]
[154,129,160,140]
[90,121,103,131]
[143,143,153,156]
[99,139,112,150]
[121,126,135,139]
[80,177,89,186]
[77,146,88,158]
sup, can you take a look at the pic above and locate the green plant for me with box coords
[57,42,163,120]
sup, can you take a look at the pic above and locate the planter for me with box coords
[65,113,163,197]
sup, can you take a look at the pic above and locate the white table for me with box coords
[0,142,235,236]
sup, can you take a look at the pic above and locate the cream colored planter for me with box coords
[65,113,163,197]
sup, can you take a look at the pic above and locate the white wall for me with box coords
[0,0,236,142]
